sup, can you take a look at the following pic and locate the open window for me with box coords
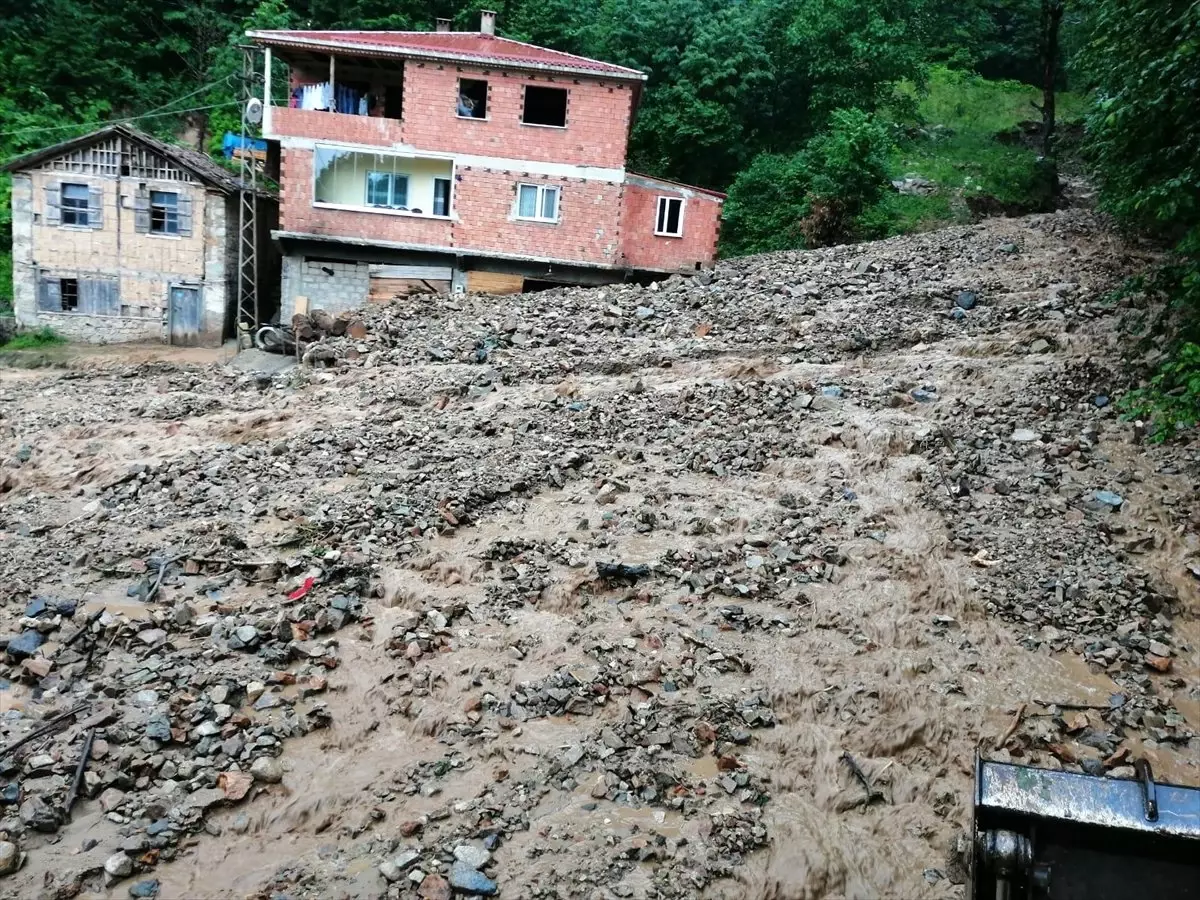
[655,196,684,237]
[522,86,567,127]
[60,183,91,227]
[457,79,488,119]
[60,278,79,311]
[516,183,559,222]
[150,191,179,235]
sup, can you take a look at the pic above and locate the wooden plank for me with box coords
[368,264,454,280]
[368,277,449,302]
[294,295,309,316]
[466,271,525,295]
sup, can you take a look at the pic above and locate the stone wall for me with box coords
[14,164,231,345]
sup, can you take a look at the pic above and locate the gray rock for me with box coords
[0,841,19,876]
[104,852,133,879]
[250,756,284,783]
[379,861,401,883]
[448,861,497,895]
[1011,428,1039,443]
[19,796,59,833]
[145,715,172,742]
[453,842,491,869]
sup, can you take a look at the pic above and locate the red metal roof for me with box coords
[250,30,645,80]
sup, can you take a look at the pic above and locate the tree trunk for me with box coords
[1040,0,1064,157]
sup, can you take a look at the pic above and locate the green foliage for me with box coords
[722,108,892,255]
[1081,0,1200,441]
[1120,341,1200,442]
[1,327,66,350]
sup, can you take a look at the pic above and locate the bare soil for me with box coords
[0,209,1196,900]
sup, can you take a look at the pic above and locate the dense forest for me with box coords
[0,0,1197,431]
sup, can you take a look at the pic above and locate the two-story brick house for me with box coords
[2,124,278,346]
[252,12,724,315]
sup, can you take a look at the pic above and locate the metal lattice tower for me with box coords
[236,47,262,343]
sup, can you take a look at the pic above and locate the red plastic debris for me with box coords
[287,576,316,601]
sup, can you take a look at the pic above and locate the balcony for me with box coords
[313,146,453,219]
[266,53,405,146]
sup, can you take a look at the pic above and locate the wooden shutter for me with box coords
[79,278,119,316]
[37,277,62,312]
[44,184,61,227]
[88,186,103,229]
[134,188,151,233]
[177,192,193,237]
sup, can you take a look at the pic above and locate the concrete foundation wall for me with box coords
[282,255,370,318]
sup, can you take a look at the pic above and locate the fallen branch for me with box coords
[144,555,183,603]
[63,728,96,816]
[840,751,886,805]
[0,703,89,759]
[63,608,105,648]
[1033,698,1111,711]
[995,702,1027,750]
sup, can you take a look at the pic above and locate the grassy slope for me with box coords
[868,66,1088,236]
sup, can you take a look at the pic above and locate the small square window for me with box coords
[366,172,409,208]
[516,184,559,222]
[61,183,90,227]
[522,86,567,127]
[150,191,179,235]
[458,79,487,119]
[60,278,79,311]
[655,196,684,237]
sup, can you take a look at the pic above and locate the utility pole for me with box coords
[236,45,262,346]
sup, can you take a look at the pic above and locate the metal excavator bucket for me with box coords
[970,756,1200,900]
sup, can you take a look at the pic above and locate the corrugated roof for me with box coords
[0,124,252,194]
[249,30,645,80]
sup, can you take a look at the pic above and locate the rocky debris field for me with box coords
[0,207,1197,900]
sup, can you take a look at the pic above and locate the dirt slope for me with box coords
[0,208,1196,900]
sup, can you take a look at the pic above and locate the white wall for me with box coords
[314,150,451,215]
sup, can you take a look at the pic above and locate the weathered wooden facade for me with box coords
[2,125,278,346]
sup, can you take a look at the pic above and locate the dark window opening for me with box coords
[61,183,90,227]
[150,191,179,235]
[60,278,79,311]
[458,79,488,118]
[522,86,568,127]
[655,196,684,236]
[384,83,404,120]
[433,178,452,216]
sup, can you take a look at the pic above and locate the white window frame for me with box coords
[515,183,560,223]
[366,171,410,209]
[60,182,91,228]
[654,196,685,237]
[149,190,180,236]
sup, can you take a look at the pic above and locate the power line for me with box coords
[0,98,240,140]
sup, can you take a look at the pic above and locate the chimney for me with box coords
[436,17,451,32]
[480,10,496,35]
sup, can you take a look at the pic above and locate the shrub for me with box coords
[2,326,66,350]
[721,108,892,256]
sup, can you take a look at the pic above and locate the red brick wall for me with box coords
[272,107,404,147]
[453,168,622,263]
[619,180,723,271]
[401,63,633,167]
[280,148,622,265]
[271,62,634,167]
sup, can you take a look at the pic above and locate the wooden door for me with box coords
[169,286,201,345]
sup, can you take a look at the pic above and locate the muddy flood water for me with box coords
[0,208,1196,900]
